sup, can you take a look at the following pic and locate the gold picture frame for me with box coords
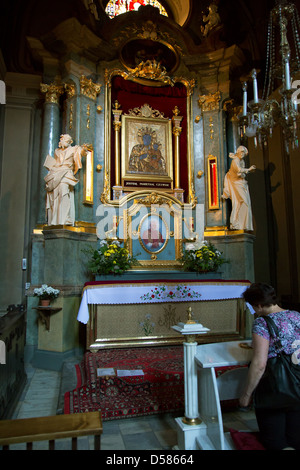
[121,114,173,192]
[207,154,219,210]
[83,147,94,205]
[138,213,169,255]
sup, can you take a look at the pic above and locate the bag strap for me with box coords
[262,315,279,337]
[262,315,283,353]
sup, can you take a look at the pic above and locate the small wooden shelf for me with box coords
[33,307,62,331]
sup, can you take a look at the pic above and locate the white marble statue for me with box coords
[222,145,256,231]
[44,134,88,226]
[201,4,221,37]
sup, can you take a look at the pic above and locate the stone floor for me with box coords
[3,360,259,450]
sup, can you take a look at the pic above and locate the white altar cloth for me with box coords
[77,280,250,324]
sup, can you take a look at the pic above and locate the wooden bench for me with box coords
[0,411,103,450]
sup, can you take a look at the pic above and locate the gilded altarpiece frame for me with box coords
[123,195,183,269]
[100,68,196,269]
[102,68,196,206]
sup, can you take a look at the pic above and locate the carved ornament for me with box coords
[198,91,221,112]
[80,75,101,100]
[127,60,174,86]
[40,83,64,103]
[114,21,183,57]
[127,103,165,119]
[133,192,173,207]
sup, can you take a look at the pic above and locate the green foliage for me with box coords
[84,239,138,276]
[179,241,227,273]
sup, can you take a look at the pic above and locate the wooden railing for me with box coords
[0,411,103,450]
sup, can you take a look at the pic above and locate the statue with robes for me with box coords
[44,134,87,226]
[222,145,256,231]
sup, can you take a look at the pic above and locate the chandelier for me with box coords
[239,1,300,151]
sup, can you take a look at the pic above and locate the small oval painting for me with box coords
[139,214,168,254]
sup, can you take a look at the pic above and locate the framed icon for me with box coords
[121,114,173,191]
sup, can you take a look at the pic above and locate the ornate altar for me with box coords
[77,279,251,350]
[25,6,255,363]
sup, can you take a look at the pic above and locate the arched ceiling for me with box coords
[0,0,284,84]
[162,0,191,26]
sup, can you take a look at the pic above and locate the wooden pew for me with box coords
[0,411,102,450]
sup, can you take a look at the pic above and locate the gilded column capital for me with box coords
[80,75,101,100]
[40,83,64,104]
[198,90,221,112]
[64,82,76,99]
[172,127,182,137]
[113,121,122,132]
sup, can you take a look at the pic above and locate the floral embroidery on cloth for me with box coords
[252,310,300,358]
[140,285,202,301]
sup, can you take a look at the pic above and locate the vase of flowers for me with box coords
[33,284,60,306]
[179,241,227,273]
[85,239,138,277]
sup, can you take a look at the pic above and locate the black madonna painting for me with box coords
[121,114,173,191]
[128,126,167,175]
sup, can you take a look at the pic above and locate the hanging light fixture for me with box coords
[239,1,300,151]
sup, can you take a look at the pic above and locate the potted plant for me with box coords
[179,241,227,274]
[33,284,60,306]
[85,239,139,277]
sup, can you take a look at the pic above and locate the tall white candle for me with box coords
[285,60,291,90]
[242,82,248,115]
[251,69,258,103]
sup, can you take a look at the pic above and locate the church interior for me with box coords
[0,0,300,451]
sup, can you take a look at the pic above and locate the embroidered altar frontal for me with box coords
[79,280,250,350]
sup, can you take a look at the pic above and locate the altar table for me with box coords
[77,279,251,350]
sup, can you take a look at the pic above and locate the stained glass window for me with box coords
[105,0,168,19]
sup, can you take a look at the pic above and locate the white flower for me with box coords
[33,284,60,299]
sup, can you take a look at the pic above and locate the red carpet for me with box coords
[64,346,244,420]
[64,346,185,420]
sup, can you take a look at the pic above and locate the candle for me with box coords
[285,60,291,90]
[251,69,258,103]
[242,82,248,115]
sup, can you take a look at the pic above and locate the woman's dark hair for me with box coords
[243,282,278,307]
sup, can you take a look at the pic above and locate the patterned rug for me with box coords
[64,346,185,420]
[64,346,244,420]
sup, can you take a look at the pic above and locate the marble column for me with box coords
[38,83,64,224]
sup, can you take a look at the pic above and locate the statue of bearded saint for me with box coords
[43,134,88,226]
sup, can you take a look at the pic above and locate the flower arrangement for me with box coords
[33,284,60,300]
[179,241,227,273]
[85,239,138,276]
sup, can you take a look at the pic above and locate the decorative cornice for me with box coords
[105,67,195,95]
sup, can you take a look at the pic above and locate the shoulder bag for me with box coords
[254,315,300,410]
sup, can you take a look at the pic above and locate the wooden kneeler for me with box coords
[0,411,103,450]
